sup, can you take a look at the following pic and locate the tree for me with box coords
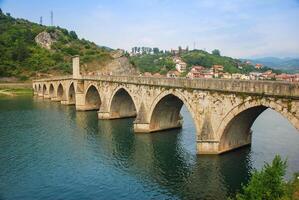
[235,155,287,200]
[212,49,221,56]
[153,47,159,54]
[69,31,78,39]
[178,46,182,55]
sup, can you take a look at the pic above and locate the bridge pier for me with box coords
[75,92,90,110]
[61,100,75,105]
[50,96,62,102]
[37,92,43,97]
[98,111,137,120]
[43,94,51,99]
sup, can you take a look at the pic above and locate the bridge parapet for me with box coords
[81,75,299,98]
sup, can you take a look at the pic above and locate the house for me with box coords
[167,70,180,78]
[222,72,232,79]
[187,71,203,79]
[153,73,163,77]
[143,72,152,77]
[249,72,263,80]
[232,73,243,79]
[255,64,263,69]
[173,57,187,72]
[275,73,297,82]
[201,69,214,79]
[212,65,224,72]
[262,70,276,80]
[240,74,250,80]
[175,61,187,72]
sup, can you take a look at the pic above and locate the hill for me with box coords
[0,10,138,81]
[129,50,279,75]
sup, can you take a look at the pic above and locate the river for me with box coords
[0,95,298,200]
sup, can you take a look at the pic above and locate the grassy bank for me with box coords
[0,83,33,96]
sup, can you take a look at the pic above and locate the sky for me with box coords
[1,0,299,58]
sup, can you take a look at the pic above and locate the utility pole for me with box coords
[50,10,53,26]
[39,16,43,25]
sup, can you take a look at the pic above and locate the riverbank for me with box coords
[0,82,32,96]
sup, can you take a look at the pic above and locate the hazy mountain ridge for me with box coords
[242,57,299,73]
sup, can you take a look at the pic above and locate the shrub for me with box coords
[234,155,288,200]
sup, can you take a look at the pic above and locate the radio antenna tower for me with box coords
[50,10,53,26]
[39,16,43,25]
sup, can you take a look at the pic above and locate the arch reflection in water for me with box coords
[72,106,252,199]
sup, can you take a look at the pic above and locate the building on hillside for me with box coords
[275,73,299,82]
[240,74,250,80]
[172,57,187,72]
[212,65,224,78]
[212,65,224,72]
[262,70,276,80]
[167,70,180,78]
[186,66,205,79]
[143,72,152,77]
[153,73,163,77]
[175,62,187,72]
[255,63,263,69]
[232,73,243,79]
[201,69,214,79]
[222,72,232,79]
[249,72,263,80]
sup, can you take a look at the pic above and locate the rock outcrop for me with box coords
[35,31,59,49]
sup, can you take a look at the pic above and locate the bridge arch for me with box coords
[148,90,198,132]
[42,84,47,95]
[217,99,299,153]
[85,84,101,110]
[68,82,76,104]
[49,83,55,98]
[38,84,41,93]
[108,86,137,119]
[57,83,64,101]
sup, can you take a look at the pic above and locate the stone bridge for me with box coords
[32,57,299,154]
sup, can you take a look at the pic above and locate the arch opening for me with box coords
[149,94,184,132]
[49,84,54,98]
[34,84,37,92]
[110,88,136,119]
[85,85,101,110]
[57,84,64,100]
[68,83,76,104]
[42,84,47,95]
[218,105,299,153]
[38,84,41,93]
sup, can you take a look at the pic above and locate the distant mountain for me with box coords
[242,57,299,73]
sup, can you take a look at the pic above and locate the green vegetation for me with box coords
[0,88,32,96]
[231,155,299,200]
[129,53,175,74]
[0,10,112,79]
